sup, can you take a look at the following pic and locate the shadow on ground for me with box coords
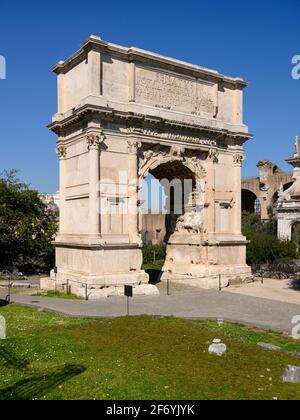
[288,278,300,291]
[147,269,162,285]
[0,364,86,400]
[0,345,29,371]
[0,299,9,308]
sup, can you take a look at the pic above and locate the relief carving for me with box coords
[208,149,219,163]
[86,133,105,151]
[127,139,142,154]
[135,67,218,117]
[170,145,185,158]
[233,153,244,165]
[122,127,218,147]
[138,144,207,182]
[175,211,204,235]
[56,145,67,159]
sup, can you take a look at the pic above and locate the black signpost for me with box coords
[124,285,133,316]
[54,266,58,293]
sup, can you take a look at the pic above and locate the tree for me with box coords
[242,212,298,265]
[0,170,58,272]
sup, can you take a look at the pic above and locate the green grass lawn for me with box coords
[32,291,82,300]
[0,304,300,400]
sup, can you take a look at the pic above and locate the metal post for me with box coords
[54,267,57,294]
[7,279,10,303]
[6,281,12,304]
[219,274,222,292]
[261,270,264,285]
[66,279,69,295]
[85,284,88,301]
[167,278,170,296]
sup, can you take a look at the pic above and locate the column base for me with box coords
[41,241,158,298]
[41,273,158,300]
[159,265,253,290]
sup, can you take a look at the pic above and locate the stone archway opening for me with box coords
[140,159,198,284]
[242,189,260,215]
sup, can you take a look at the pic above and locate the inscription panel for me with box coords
[135,66,218,117]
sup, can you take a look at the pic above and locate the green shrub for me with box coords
[142,245,166,264]
[244,231,298,265]
[242,212,298,265]
[0,170,58,273]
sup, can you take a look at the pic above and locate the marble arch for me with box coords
[42,36,253,297]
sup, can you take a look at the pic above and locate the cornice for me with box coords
[48,104,253,144]
[52,35,248,89]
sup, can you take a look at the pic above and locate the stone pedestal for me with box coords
[160,234,252,289]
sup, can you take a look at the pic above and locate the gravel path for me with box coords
[2,289,300,335]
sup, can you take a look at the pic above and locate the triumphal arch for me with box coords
[45,35,252,297]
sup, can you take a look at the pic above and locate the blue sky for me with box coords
[0,0,299,193]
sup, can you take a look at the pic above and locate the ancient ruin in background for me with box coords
[242,161,293,220]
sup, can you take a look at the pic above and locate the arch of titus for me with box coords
[43,36,253,297]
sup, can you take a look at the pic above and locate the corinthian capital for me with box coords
[233,153,244,165]
[87,134,101,150]
[127,139,142,155]
[208,148,219,163]
[56,145,67,159]
[87,132,105,151]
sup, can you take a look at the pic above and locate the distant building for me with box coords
[242,161,293,220]
[141,212,166,245]
[40,192,60,213]
[278,137,300,242]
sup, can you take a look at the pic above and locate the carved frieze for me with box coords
[122,127,218,148]
[170,145,185,158]
[175,210,207,236]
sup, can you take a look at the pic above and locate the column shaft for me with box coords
[57,145,67,234]
[233,154,244,234]
[87,134,101,236]
[127,140,141,243]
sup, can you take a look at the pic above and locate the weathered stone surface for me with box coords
[283,365,300,384]
[41,278,159,299]
[132,285,160,296]
[88,284,160,299]
[258,342,282,352]
[208,339,227,356]
[44,35,252,298]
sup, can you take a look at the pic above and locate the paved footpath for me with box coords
[2,290,300,334]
